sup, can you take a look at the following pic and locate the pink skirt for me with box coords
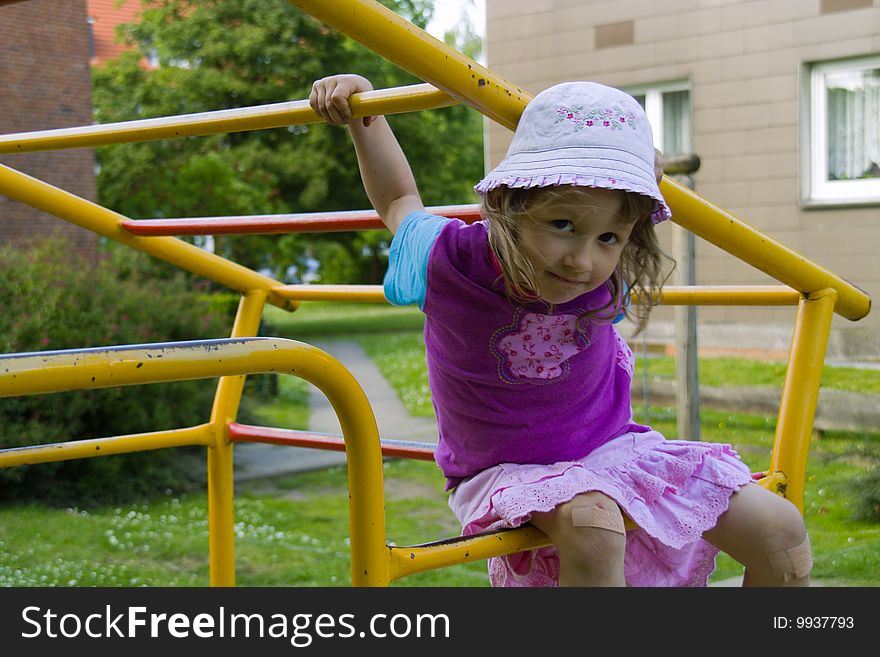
[448,430,753,587]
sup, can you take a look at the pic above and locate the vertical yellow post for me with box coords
[770,288,837,512]
[338,400,388,586]
[207,289,268,586]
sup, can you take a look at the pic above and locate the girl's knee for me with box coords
[534,492,626,556]
[767,500,812,583]
[563,492,624,531]
[778,498,808,540]
[530,493,627,586]
[715,487,812,584]
[767,532,812,584]
[722,485,806,545]
[760,494,809,552]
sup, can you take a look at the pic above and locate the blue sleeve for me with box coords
[612,282,631,324]
[383,212,452,310]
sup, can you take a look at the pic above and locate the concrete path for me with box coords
[233,340,438,482]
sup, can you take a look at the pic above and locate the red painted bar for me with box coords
[227,422,436,461]
[121,204,482,236]
[228,423,767,477]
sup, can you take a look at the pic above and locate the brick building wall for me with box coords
[485,0,880,357]
[0,0,98,259]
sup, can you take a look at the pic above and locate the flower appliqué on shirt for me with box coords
[555,104,637,131]
[491,310,590,384]
[614,329,635,379]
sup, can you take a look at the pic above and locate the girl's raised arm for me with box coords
[309,74,425,234]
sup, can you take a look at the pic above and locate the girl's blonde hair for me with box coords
[481,185,673,334]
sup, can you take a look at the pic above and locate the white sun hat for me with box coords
[475,81,671,224]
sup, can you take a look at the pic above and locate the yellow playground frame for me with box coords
[0,0,871,586]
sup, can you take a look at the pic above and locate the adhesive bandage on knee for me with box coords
[766,534,812,583]
[570,504,626,535]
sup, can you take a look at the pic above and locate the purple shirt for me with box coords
[385,213,648,489]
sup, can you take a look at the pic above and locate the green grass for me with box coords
[243,375,311,430]
[4,401,874,586]
[0,460,485,587]
[2,303,877,587]
[263,301,424,338]
[359,332,435,418]
[632,355,880,394]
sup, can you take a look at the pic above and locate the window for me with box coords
[802,55,880,206]
[87,17,96,61]
[625,81,692,157]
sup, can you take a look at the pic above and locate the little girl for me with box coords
[309,74,812,587]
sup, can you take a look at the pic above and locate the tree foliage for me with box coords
[92,0,483,284]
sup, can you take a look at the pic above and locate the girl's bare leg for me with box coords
[703,483,811,587]
[530,491,627,587]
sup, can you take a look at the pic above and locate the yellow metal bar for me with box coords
[389,526,551,581]
[207,290,267,587]
[0,424,212,469]
[274,284,802,306]
[769,288,837,511]
[287,0,530,131]
[661,179,869,321]
[277,284,387,303]
[292,0,870,322]
[0,337,388,586]
[0,164,297,312]
[653,286,801,306]
[755,472,787,496]
[0,339,281,396]
[0,85,457,154]
[389,514,636,581]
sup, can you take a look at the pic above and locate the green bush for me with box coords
[852,467,880,522]
[0,240,232,506]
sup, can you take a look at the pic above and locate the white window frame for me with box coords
[623,80,691,155]
[801,54,880,208]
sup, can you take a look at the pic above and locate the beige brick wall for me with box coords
[485,0,880,357]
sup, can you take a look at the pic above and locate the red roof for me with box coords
[87,0,146,65]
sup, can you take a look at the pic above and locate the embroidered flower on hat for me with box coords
[474,80,672,223]
[555,104,637,131]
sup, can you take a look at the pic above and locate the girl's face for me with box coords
[518,188,632,304]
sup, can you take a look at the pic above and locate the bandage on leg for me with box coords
[766,534,812,583]
[570,504,625,535]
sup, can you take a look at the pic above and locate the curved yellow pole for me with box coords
[0,337,388,586]
[0,339,302,395]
